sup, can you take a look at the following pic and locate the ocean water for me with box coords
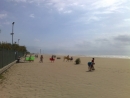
[84,55,130,59]
[53,54,130,59]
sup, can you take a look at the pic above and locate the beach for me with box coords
[0,54,130,98]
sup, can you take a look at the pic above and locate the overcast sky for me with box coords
[0,0,130,56]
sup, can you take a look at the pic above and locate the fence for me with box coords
[0,49,24,69]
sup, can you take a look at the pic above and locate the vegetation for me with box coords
[75,58,81,64]
[0,42,27,53]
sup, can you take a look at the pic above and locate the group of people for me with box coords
[39,55,73,63]
[39,55,96,71]
[66,55,73,61]
[39,55,55,63]
[35,55,38,58]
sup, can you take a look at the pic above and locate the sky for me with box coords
[0,0,130,56]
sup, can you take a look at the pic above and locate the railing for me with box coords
[0,48,24,69]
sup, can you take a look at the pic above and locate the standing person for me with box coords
[39,55,43,63]
[70,56,73,61]
[51,55,53,60]
[91,58,95,70]
[50,55,55,62]
[29,55,32,62]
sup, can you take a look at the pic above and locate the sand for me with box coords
[0,54,130,98]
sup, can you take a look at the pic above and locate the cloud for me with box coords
[10,0,129,15]
[26,34,130,55]
[3,21,10,25]
[91,0,127,9]
[0,14,7,19]
[34,38,40,42]
[97,34,130,49]
[29,14,35,18]
[58,8,64,11]
[3,0,130,56]
[69,34,130,55]
[93,11,113,14]
[11,0,27,2]
[92,0,130,15]
[124,18,130,21]
[63,10,72,14]
[88,16,100,21]
[74,15,104,24]
[114,34,130,43]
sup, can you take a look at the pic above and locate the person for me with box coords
[67,55,69,60]
[50,55,55,62]
[88,58,95,71]
[16,56,20,63]
[39,55,43,63]
[88,62,92,71]
[51,55,53,59]
[29,55,32,62]
[91,58,95,70]
[70,57,73,61]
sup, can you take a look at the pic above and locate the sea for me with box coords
[79,55,130,59]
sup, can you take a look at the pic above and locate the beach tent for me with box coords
[30,56,35,61]
[25,56,35,61]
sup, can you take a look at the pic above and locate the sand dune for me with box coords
[0,54,130,98]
